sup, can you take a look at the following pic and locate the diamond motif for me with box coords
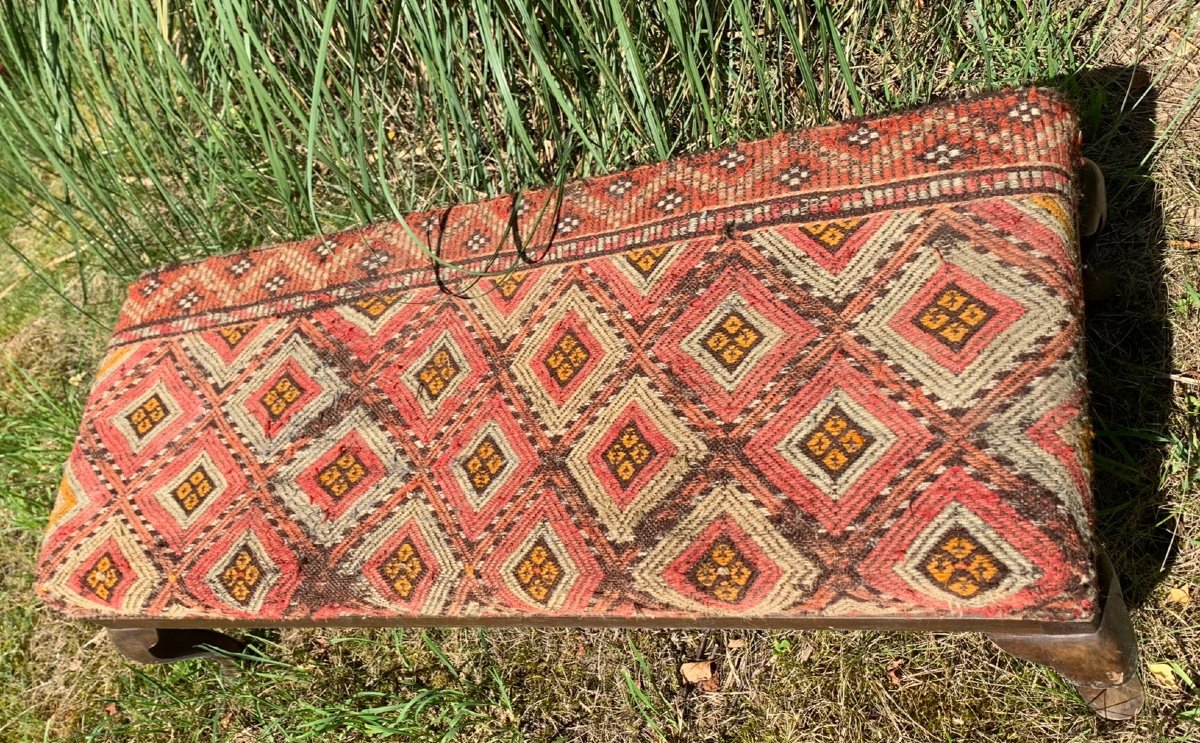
[921,143,972,167]
[512,537,564,605]
[663,264,820,421]
[859,237,1035,401]
[798,217,867,252]
[624,246,669,279]
[779,165,810,187]
[219,546,265,606]
[182,320,284,391]
[84,552,122,602]
[686,536,758,604]
[375,318,485,436]
[46,521,157,613]
[351,499,461,612]
[416,345,461,400]
[226,331,348,457]
[466,232,489,252]
[543,329,591,388]
[557,215,581,234]
[608,176,633,197]
[800,405,875,479]
[632,484,818,612]
[488,492,603,612]
[128,431,244,549]
[173,466,215,514]
[359,251,391,272]
[125,393,170,439]
[351,293,402,320]
[921,527,1009,598]
[101,359,204,468]
[216,324,252,349]
[512,284,625,435]
[747,358,932,534]
[1008,100,1042,122]
[262,274,287,293]
[655,190,684,212]
[678,293,784,395]
[746,212,919,304]
[494,272,526,300]
[312,288,427,364]
[716,149,746,169]
[379,537,426,600]
[460,434,508,495]
[435,405,535,536]
[260,372,306,422]
[848,125,880,147]
[700,311,763,372]
[566,375,706,541]
[862,471,1053,611]
[911,283,995,350]
[277,408,408,546]
[603,422,657,488]
[177,290,202,311]
[316,450,369,499]
[38,91,1100,627]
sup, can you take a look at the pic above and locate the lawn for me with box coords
[1,0,1199,740]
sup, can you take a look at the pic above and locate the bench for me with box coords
[36,88,1141,720]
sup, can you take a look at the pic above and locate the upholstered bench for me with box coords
[36,88,1141,720]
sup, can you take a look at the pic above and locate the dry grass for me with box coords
[2,2,1200,742]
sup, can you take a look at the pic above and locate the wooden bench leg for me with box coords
[107,628,246,664]
[988,552,1143,721]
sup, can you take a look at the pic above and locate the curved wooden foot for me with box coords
[1077,675,1144,721]
[1080,158,1113,302]
[989,552,1142,720]
[1079,158,1107,239]
[108,627,246,664]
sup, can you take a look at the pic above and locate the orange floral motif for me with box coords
[702,313,762,371]
[417,346,461,399]
[494,272,526,300]
[624,246,670,278]
[514,539,562,604]
[174,467,215,513]
[216,323,252,349]
[380,539,425,599]
[352,293,402,319]
[603,423,656,486]
[260,374,304,419]
[688,538,757,603]
[798,217,866,251]
[462,435,507,494]
[220,549,263,605]
[923,531,1007,598]
[84,553,122,601]
[126,394,168,438]
[317,451,368,499]
[914,285,995,350]
[803,407,874,477]
[543,331,590,387]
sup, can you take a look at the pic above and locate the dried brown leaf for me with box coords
[1166,586,1191,607]
[680,660,720,692]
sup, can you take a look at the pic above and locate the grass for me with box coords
[1,0,1199,740]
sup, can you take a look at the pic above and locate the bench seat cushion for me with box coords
[37,88,1098,627]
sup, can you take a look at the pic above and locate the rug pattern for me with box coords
[38,88,1097,624]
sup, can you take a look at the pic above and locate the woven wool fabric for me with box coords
[37,88,1098,626]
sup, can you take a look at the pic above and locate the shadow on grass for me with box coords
[1052,64,1175,607]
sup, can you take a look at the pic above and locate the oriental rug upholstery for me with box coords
[37,88,1098,626]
